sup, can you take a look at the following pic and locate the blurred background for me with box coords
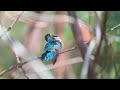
[0,11,120,79]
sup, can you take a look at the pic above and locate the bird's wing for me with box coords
[41,51,58,61]
[44,42,54,51]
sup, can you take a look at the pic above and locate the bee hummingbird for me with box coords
[41,34,63,65]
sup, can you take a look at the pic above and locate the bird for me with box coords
[41,34,63,65]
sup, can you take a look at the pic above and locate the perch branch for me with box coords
[0,57,83,77]
[0,46,77,77]
[59,46,76,54]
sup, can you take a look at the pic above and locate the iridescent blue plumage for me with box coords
[41,34,63,64]
[41,51,58,61]
[44,41,62,52]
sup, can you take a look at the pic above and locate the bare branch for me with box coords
[0,46,77,77]
[0,62,26,77]
[59,46,76,54]
[0,57,83,77]
[0,12,55,79]
[106,23,120,33]
[68,11,87,60]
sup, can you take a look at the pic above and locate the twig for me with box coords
[0,62,26,77]
[0,57,83,77]
[59,47,76,54]
[106,23,120,33]
[37,46,77,59]
[0,11,29,79]
[8,11,29,79]
[16,55,29,79]
[7,11,24,31]
[0,11,24,39]
[0,46,77,77]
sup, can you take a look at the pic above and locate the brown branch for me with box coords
[59,46,76,54]
[0,46,77,77]
[0,57,83,77]
[67,11,87,60]
[0,62,26,77]
[0,11,24,39]
[0,11,30,79]
[9,11,29,79]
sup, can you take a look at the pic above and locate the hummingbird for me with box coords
[41,34,63,65]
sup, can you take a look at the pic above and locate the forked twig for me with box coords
[16,54,29,79]
[0,62,26,77]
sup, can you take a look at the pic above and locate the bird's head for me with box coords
[45,34,54,42]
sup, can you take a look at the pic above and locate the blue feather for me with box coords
[41,51,58,61]
[41,34,63,64]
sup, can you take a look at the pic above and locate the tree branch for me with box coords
[67,11,87,60]
[16,54,29,79]
[7,11,24,31]
[0,46,77,77]
[0,62,26,77]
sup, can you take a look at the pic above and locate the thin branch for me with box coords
[0,57,83,77]
[0,11,29,79]
[0,11,24,39]
[59,46,76,54]
[37,46,77,59]
[111,23,120,30]
[16,55,29,79]
[8,11,29,79]
[7,11,24,31]
[0,46,77,77]
[106,23,120,33]
[0,62,26,77]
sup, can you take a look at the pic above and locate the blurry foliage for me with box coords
[0,11,120,79]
